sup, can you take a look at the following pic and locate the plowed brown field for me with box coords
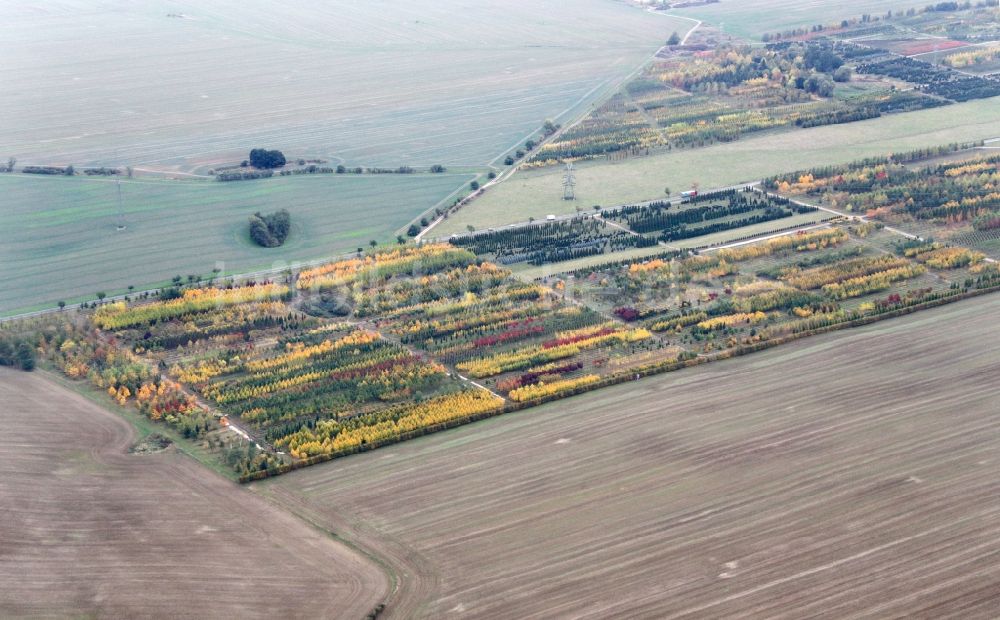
[0,369,388,619]
[262,294,1000,618]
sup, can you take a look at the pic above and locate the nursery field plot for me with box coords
[447,190,827,274]
[166,321,459,453]
[766,149,1000,259]
[77,244,679,474]
[41,244,684,480]
[0,368,387,619]
[671,211,831,249]
[854,55,1000,102]
[628,82,691,111]
[830,74,906,100]
[29,226,1000,482]
[0,173,465,315]
[531,90,668,166]
[941,42,1000,75]
[0,0,688,169]
[602,188,818,246]
[863,37,968,57]
[566,228,858,352]
[527,41,946,171]
[449,216,660,267]
[261,292,1000,618]
[295,245,679,402]
[880,37,1000,75]
[892,6,1000,44]
[513,244,690,281]
[560,224,997,357]
[953,227,1000,256]
[956,57,1000,76]
[826,7,1000,63]
[86,277,494,471]
[435,97,1000,234]
[834,268,946,312]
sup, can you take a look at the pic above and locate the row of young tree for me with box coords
[3,158,131,176]
[655,208,794,243]
[605,189,806,235]
[450,218,656,265]
[761,142,984,189]
[764,147,1000,225]
[856,57,1000,102]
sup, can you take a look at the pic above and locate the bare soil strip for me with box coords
[0,369,388,619]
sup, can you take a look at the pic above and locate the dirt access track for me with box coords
[261,293,1000,618]
[0,369,387,619]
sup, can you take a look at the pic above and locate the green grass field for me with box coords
[0,1,704,316]
[1,0,690,170]
[0,174,469,315]
[666,0,909,39]
[436,98,1000,235]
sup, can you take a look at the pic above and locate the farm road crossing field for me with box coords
[0,173,467,315]
[261,292,1000,618]
[437,97,1000,234]
[0,368,388,618]
[0,0,691,169]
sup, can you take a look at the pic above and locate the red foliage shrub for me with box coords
[542,327,616,349]
[899,39,964,56]
[614,307,641,322]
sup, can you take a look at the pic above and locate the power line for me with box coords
[562,162,576,200]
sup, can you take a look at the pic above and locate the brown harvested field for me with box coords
[261,293,1000,619]
[0,369,388,619]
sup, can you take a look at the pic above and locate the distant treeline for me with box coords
[8,163,122,176]
[22,165,73,175]
[218,170,274,181]
[217,163,440,181]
